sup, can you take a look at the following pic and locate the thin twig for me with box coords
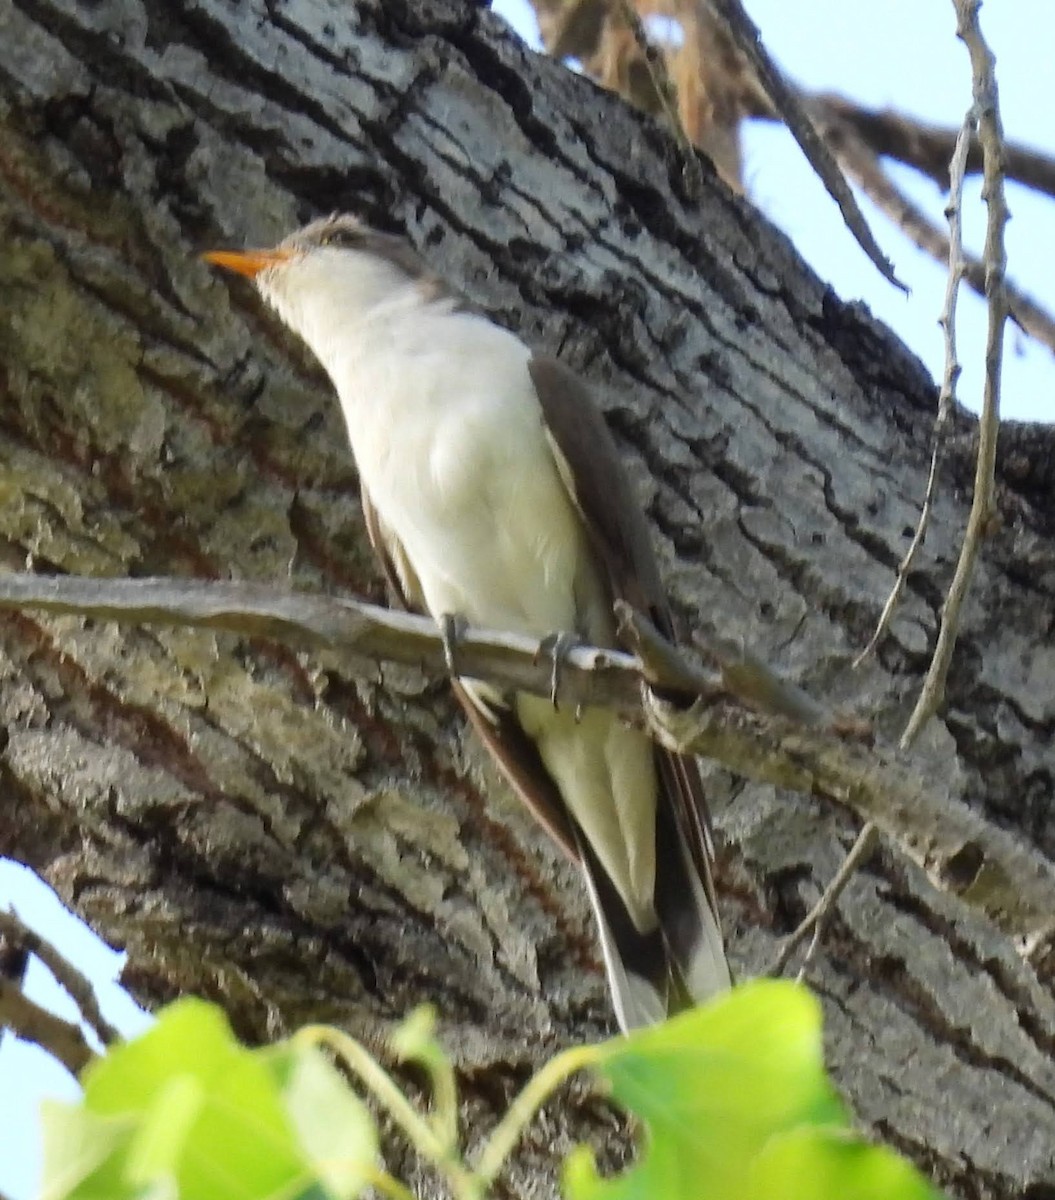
[770,822,879,977]
[902,0,1009,748]
[613,0,704,198]
[706,0,904,289]
[855,116,974,666]
[0,976,96,1076]
[810,93,1055,202]
[812,102,1055,356]
[0,910,119,1047]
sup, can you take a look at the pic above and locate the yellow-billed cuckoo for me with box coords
[204,214,730,1029]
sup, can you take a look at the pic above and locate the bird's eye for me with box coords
[324,227,363,251]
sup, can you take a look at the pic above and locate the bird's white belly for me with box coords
[338,342,588,637]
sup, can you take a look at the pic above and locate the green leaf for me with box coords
[390,1006,443,1073]
[123,1075,204,1183]
[565,981,946,1200]
[264,1042,377,1199]
[40,1101,137,1200]
[74,999,311,1200]
[749,1126,944,1200]
[565,980,845,1200]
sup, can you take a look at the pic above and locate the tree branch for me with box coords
[807,100,1055,356]
[640,689,1054,973]
[0,572,1051,970]
[812,93,1055,202]
[685,0,905,288]
[0,574,653,714]
[902,0,1010,747]
[0,977,96,1077]
[0,911,119,1048]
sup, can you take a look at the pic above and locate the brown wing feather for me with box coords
[452,681,578,859]
[528,359,667,627]
[528,356,721,908]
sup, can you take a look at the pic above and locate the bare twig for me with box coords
[770,822,879,977]
[811,94,1055,202]
[902,1,1009,748]
[855,116,974,666]
[614,600,832,728]
[612,0,705,198]
[0,910,119,1047]
[0,976,96,1076]
[812,103,1055,355]
[0,572,1052,961]
[706,0,904,289]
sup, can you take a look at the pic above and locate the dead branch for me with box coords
[812,94,1055,202]
[0,573,656,714]
[902,0,1010,747]
[0,572,1052,970]
[706,0,903,289]
[809,101,1055,355]
[0,976,96,1077]
[641,688,1054,972]
[0,910,119,1048]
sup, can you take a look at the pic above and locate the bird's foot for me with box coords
[438,612,468,677]
[534,630,582,710]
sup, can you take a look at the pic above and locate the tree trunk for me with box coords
[0,1,1052,1195]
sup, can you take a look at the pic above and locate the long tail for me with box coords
[577,750,730,1031]
[450,680,729,1030]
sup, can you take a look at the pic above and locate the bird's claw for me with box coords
[534,630,581,710]
[439,612,468,677]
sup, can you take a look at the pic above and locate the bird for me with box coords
[204,214,730,1030]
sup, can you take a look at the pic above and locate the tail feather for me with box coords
[575,828,669,1029]
[653,764,731,1007]
[576,751,730,1031]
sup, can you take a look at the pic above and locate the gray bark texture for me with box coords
[0,1,1053,1196]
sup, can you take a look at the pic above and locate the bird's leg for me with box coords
[438,612,468,677]
[534,630,582,710]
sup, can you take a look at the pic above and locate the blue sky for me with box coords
[3,3,1053,1196]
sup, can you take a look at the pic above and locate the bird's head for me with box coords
[203,214,439,362]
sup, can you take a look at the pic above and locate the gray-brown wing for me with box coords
[528,356,722,918]
[528,358,668,631]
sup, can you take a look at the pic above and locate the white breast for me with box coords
[330,306,591,636]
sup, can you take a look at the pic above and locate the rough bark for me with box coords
[0,1,1052,1196]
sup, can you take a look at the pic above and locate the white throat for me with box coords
[259,248,430,381]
